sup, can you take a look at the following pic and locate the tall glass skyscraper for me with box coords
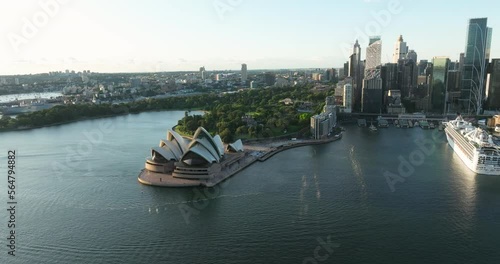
[365,36,382,72]
[431,57,450,113]
[487,59,500,110]
[461,18,492,115]
[349,40,363,112]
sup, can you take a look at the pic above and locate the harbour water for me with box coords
[1,111,500,263]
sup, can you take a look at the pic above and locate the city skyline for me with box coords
[0,0,499,75]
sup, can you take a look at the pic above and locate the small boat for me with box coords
[369,123,378,132]
[420,120,430,129]
[438,122,445,131]
[377,119,389,128]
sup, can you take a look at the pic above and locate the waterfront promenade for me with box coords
[137,134,342,187]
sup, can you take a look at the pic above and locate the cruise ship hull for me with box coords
[445,127,500,175]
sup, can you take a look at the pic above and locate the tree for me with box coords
[220,128,234,143]
[236,125,247,135]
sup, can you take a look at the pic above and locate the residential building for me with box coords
[241,64,248,84]
[343,83,352,113]
[311,97,337,139]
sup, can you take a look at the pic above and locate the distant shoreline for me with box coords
[0,108,201,133]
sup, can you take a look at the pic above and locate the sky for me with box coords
[0,0,499,75]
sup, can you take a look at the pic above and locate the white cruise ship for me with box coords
[444,116,500,175]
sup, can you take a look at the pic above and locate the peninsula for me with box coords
[137,128,342,188]
[138,96,341,187]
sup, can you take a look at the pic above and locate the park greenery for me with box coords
[176,85,332,142]
[0,85,333,142]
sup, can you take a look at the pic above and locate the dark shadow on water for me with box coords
[475,175,500,194]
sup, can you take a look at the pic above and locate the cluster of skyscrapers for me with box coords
[340,17,498,115]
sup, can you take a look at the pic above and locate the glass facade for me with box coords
[487,59,500,110]
[431,57,450,113]
[461,18,491,114]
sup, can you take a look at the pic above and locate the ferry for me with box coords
[420,120,430,129]
[444,116,500,175]
[399,119,409,128]
[377,116,389,128]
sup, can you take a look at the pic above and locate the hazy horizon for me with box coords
[1,0,499,75]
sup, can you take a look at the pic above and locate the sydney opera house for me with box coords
[142,127,244,184]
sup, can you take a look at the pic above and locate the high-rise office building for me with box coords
[343,62,349,80]
[487,59,500,110]
[362,68,383,113]
[338,68,346,80]
[447,70,462,113]
[447,70,461,92]
[406,50,417,62]
[349,40,361,76]
[418,60,429,76]
[431,57,450,113]
[241,64,248,84]
[325,68,337,82]
[343,83,353,113]
[365,36,382,73]
[381,63,399,96]
[393,35,408,63]
[461,17,493,114]
[398,50,418,98]
[200,66,206,80]
[349,40,363,112]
